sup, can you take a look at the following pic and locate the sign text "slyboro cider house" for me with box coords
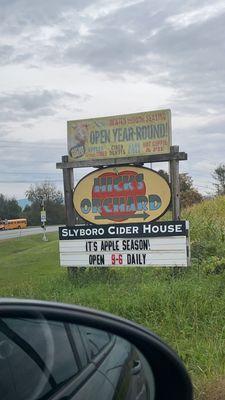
[73,166,171,225]
[59,221,190,267]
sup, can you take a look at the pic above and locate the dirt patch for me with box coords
[199,378,225,400]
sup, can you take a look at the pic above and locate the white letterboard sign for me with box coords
[59,221,190,267]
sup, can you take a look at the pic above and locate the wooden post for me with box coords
[61,155,77,278]
[169,146,180,220]
[62,155,76,225]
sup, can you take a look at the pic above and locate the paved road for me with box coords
[0,226,59,240]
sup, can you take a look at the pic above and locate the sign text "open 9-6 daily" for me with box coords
[59,221,190,267]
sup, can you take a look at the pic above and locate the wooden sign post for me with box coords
[57,146,187,225]
[57,148,188,274]
[61,155,76,226]
[169,145,181,220]
[56,110,188,273]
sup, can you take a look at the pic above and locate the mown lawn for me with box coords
[0,224,225,399]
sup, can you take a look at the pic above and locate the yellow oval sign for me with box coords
[73,166,171,225]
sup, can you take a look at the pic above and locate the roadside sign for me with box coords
[59,221,190,267]
[58,108,189,269]
[67,109,171,165]
[41,210,46,223]
[73,166,171,225]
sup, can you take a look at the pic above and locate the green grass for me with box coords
[0,196,225,399]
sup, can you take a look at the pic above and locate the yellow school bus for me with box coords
[0,218,27,230]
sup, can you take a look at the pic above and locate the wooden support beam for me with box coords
[169,146,180,220]
[62,155,76,225]
[56,151,187,169]
[61,155,80,278]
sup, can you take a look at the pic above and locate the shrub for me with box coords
[202,256,225,275]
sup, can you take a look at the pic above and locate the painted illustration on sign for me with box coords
[73,166,171,224]
[68,109,171,163]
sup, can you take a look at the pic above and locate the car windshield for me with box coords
[0,1,225,400]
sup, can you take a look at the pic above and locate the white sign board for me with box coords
[59,221,190,267]
[41,210,46,222]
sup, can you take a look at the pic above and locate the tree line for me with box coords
[0,164,225,225]
[0,182,66,225]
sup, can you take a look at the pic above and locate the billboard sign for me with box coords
[59,221,190,267]
[67,109,171,164]
[73,166,171,225]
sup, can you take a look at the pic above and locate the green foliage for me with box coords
[23,201,66,226]
[0,193,22,219]
[183,196,225,261]
[157,169,169,182]
[24,181,66,225]
[26,181,63,204]
[1,196,225,399]
[180,173,203,209]
[201,256,225,275]
[0,231,225,400]
[157,170,203,209]
[212,164,225,195]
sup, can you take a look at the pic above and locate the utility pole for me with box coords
[40,197,48,241]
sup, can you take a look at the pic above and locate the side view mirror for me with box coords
[0,299,193,399]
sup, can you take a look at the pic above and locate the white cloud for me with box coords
[0,0,224,199]
[167,1,225,29]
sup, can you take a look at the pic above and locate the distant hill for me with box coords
[18,199,31,210]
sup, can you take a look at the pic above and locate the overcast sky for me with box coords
[0,0,225,199]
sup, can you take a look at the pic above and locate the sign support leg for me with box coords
[62,155,77,278]
[62,155,76,226]
[169,146,183,274]
[169,146,180,221]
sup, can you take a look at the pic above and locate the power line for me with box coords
[0,140,64,146]
[0,172,62,175]
[0,179,63,183]
[0,143,65,151]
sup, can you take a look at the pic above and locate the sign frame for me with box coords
[72,165,172,225]
[56,109,189,271]
[67,109,172,167]
[59,221,190,268]
[57,110,188,249]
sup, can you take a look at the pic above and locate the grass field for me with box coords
[0,196,225,399]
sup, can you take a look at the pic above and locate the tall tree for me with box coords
[179,173,203,208]
[24,182,66,225]
[212,164,225,195]
[157,170,203,209]
[26,181,63,205]
[157,169,169,182]
[0,194,22,220]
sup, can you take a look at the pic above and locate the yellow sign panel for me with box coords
[68,109,171,163]
[73,166,171,225]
